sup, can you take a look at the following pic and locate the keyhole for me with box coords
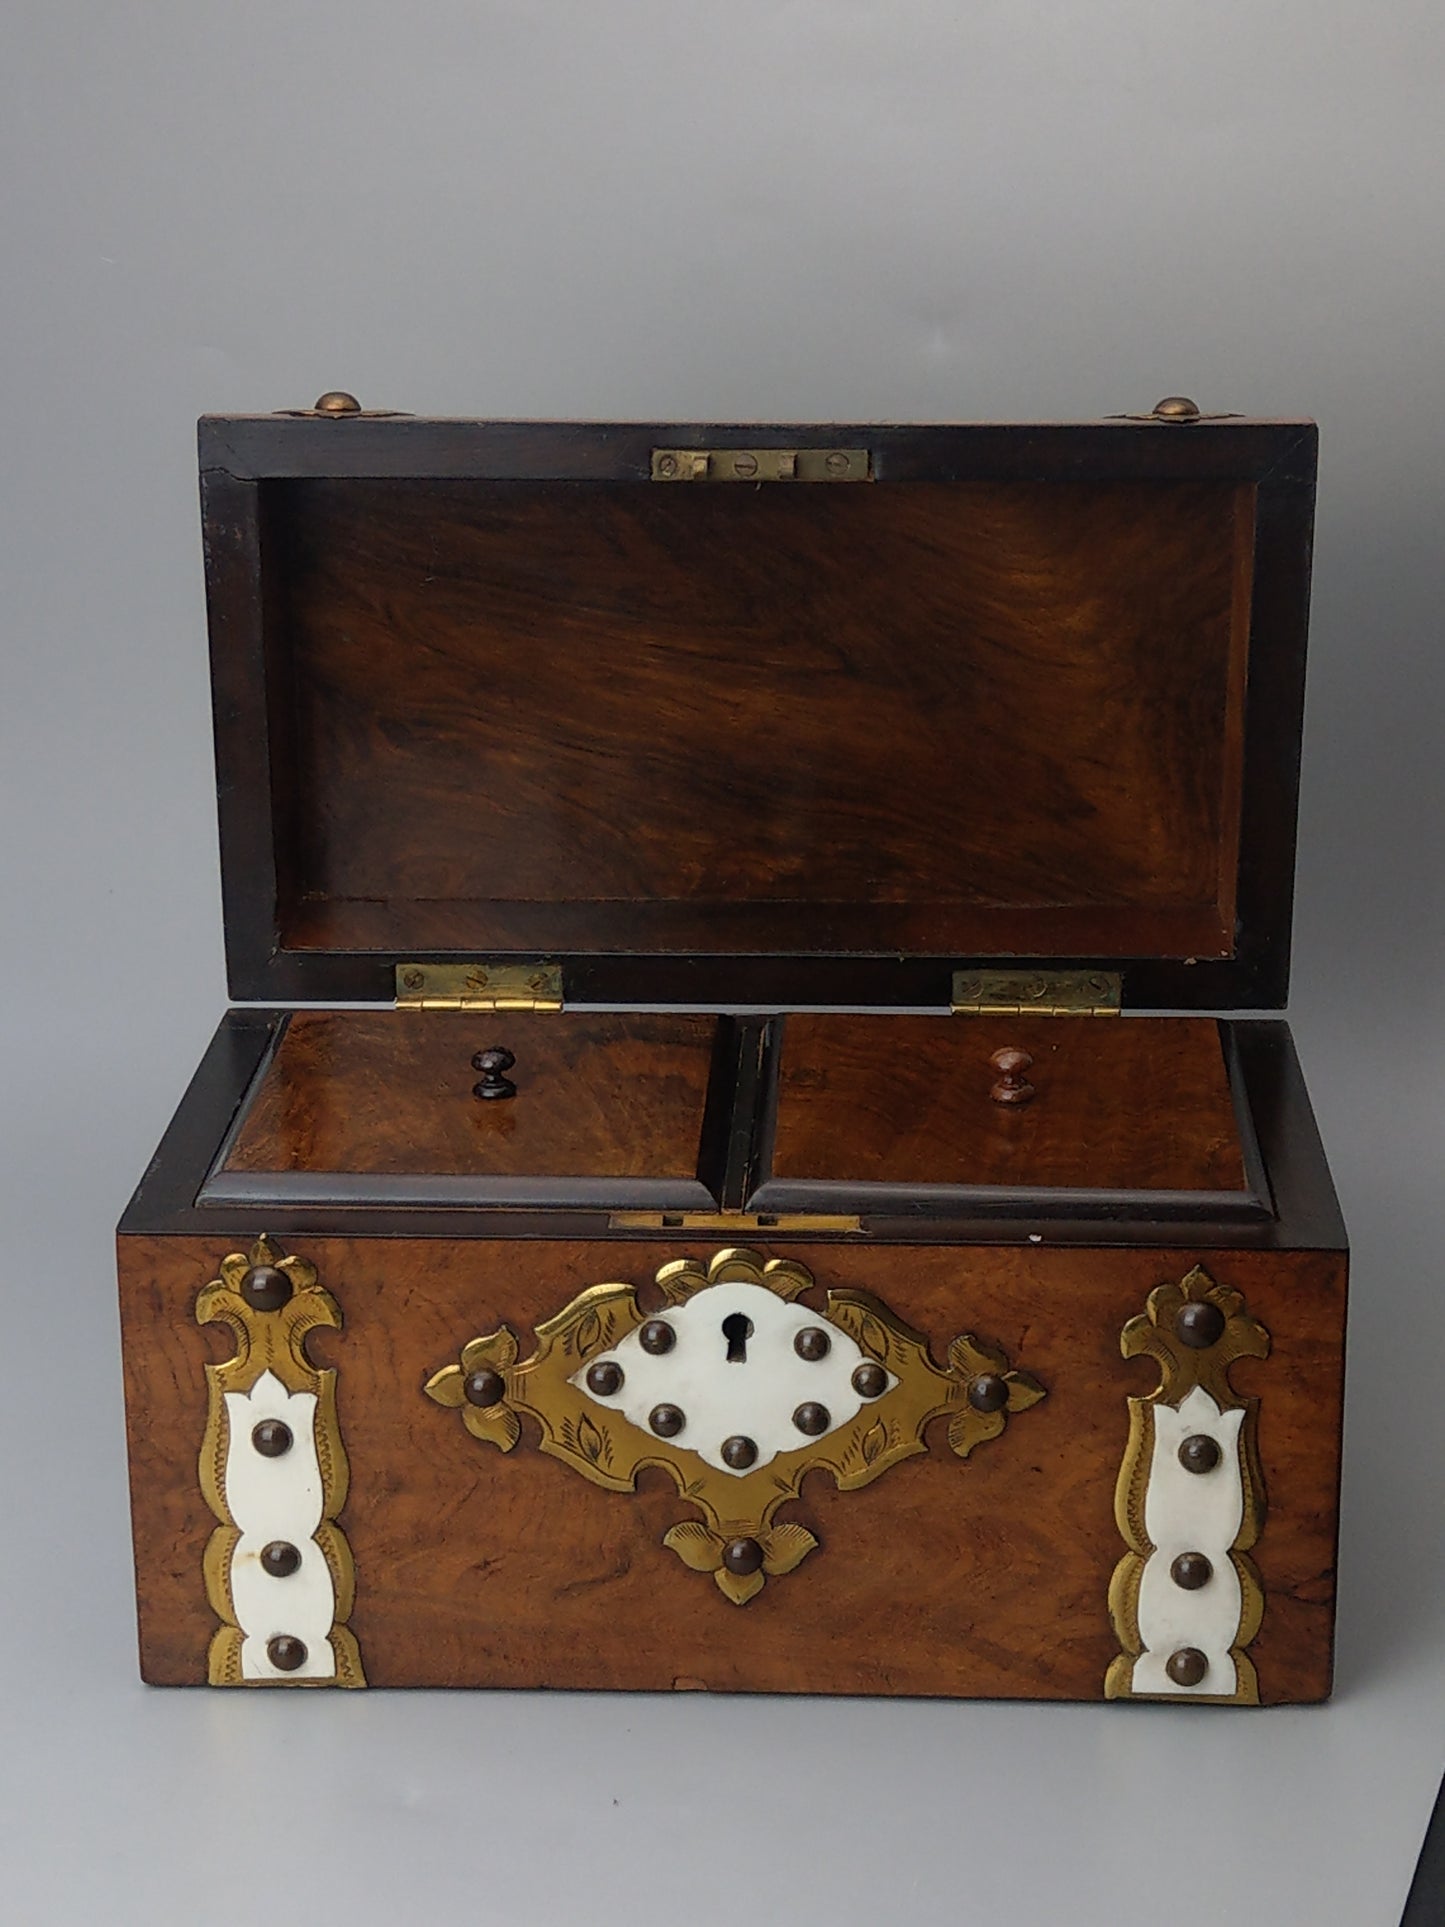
[722,1313,753,1364]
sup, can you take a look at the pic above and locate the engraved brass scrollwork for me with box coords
[1106,1264,1269,1705]
[426,1247,1045,1604]
[197,1236,365,1687]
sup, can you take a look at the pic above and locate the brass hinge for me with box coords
[951,969,1123,1017]
[651,447,871,483]
[395,962,564,1011]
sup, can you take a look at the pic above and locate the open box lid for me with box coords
[199,405,1316,1011]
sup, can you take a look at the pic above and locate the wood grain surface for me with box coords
[119,1234,1344,1701]
[220,1011,720,1190]
[766,1014,1249,1196]
[260,476,1251,961]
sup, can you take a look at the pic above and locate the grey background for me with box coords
[2,3,1442,1921]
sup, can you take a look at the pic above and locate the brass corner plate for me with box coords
[196,1236,365,1687]
[650,447,871,483]
[426,1246,1045,1605]
[1106,1264,1269,1705]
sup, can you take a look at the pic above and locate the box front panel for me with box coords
[119,1234,1343,1703]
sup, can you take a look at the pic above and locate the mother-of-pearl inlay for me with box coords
[222,1369,339,1681]
[1132,1384,1246,1697]
[571,1279,894,1475]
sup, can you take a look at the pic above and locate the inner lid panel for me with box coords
[202,1010,725,1209]
[260,476,1255,961]
[754,1013,1258,1208]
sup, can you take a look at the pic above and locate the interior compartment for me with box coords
[203,1011,728,1209]
[751,1014,1266,1217]
[257,476,1255,962]
[202,1007,1267,1222]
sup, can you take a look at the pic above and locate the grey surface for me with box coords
[3,4,1443,1921]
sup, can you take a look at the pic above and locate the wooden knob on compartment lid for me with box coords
[989,1047,1035,1106]
[472,1046,517,1100]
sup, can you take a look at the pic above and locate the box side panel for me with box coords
[118,1234,1344,1701]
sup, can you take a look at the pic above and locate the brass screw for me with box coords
[732,454,759,478]
[314,390,362,415]
[402,968,425,991]
[657,454,678,476]
[826,451,850,473]
[1152,395,1201,422]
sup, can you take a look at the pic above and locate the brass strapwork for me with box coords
[425,1246,1045,1606]
[196,1235,366,1688]
[1106,1265,1270,1705]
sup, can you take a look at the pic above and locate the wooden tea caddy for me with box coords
[117,396,1345,1701]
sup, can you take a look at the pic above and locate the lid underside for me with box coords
[200,417,1316,1008]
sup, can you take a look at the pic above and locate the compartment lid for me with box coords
[199,405,1316,1010]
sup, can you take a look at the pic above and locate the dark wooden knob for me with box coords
[1170,1551,1214,1591]
[1175,1299,1226,1349]
[649,1403,685,1438]
[1178,1433,1222,1475]
[267,1634,308,1672]
[585,1360,624,1397]
[240,1263,292,1312]
[852,1361,888,1400]
[792,1401,831,1436]
[967,1372,1010,1414]
[250,1419,293,1458]
[1165,1646,1209,1688]
[989,1047,1035,1105]
[722,1537,764,1576]
[260,1540,302,1578]
[463,1367,507,1407]
[472,1046,517,1100]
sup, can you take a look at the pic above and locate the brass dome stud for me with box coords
[313,390,362,415]
[1152,395,1201,421]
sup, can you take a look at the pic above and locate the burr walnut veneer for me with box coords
[118,409,1344,1702]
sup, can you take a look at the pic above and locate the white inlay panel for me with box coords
[221,1369,338,1681]
[571,1280,893,1475]
[1132,1384,1246,1697]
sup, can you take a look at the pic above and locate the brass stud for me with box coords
[722,1537,764,1576]
[1178,1433,1223,1475]
[239,1264,292,1312]
[639,1319,676,1356]
[314,390,362,414]
[650,1403,685,1438]
[966,1372,1010,1414]
[1171,1551,1214,1591]
[463,1367,507,1407]
[1152,395,1201,422]
[251,1419,293,1458]
[721,1434,758,1470]
[266,1634,308,1672]
[1165,1646,1210,1688]
[1175,1300,1226,1349]
[260,1540,302,1578]
[792,1401,831,1437]
[794,1326,831,1362]
[585,1360,624,1397]
[852,1361,888,1400]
